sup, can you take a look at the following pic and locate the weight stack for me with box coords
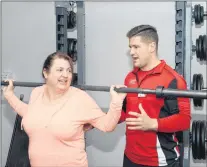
[56,6,68,53]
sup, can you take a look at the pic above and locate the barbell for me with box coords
[1,81,207,99]
[191,74,207,107]
[191,120,206,160]
[192,35,207,61]
[193,4,207,25]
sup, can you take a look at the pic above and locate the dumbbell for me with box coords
[191,74,207,107]
[67,38,77,62]
[193,4,207,25]
[192,35,207,61]
[190,120,207,160]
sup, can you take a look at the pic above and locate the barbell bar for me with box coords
[1,81,207,99]
[193,4,207,25]
[192,35,207,61]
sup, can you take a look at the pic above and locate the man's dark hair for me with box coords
[126,25,159,51]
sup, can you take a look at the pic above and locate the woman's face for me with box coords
[43,58,73,92]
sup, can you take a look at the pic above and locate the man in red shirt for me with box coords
[119,25,191,167]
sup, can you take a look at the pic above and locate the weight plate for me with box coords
[200,121,206,159]
[198,35,202,61]
[199,74,204,91]
[202,35,207,61]
[67,38,73,55]
[194,5,199,24]
[197,5,201,25]
[192,121,197,159]
[67,38,77,62]
[199,74,204,107]
[196,38,199,59]
[196,121,201,159]
[193,74,197,91]
[201,35,205,61]
[193,74,198,107]
[200,35,204,61]
[204,121,206,160]
[200,6,204,25]
[67,11,76,29]
[197,74,203,107]
[195,74,199,107]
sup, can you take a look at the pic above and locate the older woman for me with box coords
[3,52,126,167]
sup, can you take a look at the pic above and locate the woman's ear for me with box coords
[43,69,48,79]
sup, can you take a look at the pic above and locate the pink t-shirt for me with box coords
[6,85,123,167]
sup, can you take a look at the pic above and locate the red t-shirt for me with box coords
[119,60,191,166]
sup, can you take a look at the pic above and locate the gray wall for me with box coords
[1,2,56,166]
[84,1,206,167]
[0,1,2,166]
[1,1,206,167]
[84,2,175,167]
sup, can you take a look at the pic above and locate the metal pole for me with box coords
[1,81,207,99]
[183,1,192,166]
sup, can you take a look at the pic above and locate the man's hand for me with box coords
[126,103,158,131]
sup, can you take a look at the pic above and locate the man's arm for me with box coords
[157,78,191,133]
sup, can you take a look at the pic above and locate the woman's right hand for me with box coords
[3,79,15,98]
[110,85,127,102]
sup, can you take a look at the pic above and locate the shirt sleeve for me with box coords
[4,87,41,117]
[80,91,124,132]
[157,78,191,132]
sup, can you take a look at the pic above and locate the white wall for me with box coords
[1,2,56,166]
